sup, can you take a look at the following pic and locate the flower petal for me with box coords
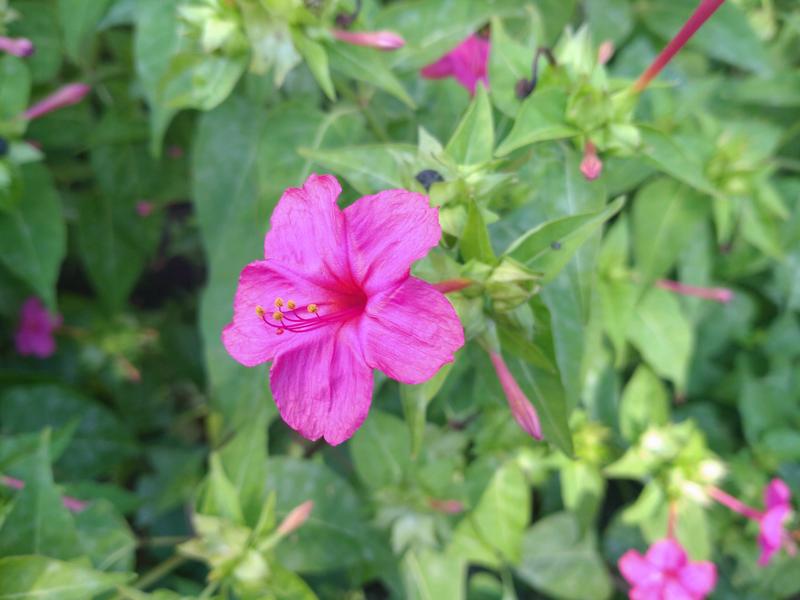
[619,550,659,587]
[630,583,665,600]
[361,277,464,385]
[222,260,336,367]
[270,322,373,445]
[663,580,693,600]
[420,54,454,79]
[344,190,441,293]
[646,539,687,571]
[263,173,352,289]
[764,478,791,510]
[757,505,791,565]
[678,561,717,598]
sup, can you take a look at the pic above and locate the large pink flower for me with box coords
[757,478,795,566]
[14,297,62,358]
[619,539,717,600]
[222,174,464,445]
[421,34,489,96]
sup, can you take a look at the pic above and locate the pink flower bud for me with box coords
[167,145,184,159]
[0,36,35,57]
[136,201,155,218]
[15,297,62,359]
[580,141,603,181]
[429,498,464,514]
[598,40,615,65]
[276,500,313,536]
[1,475,88,512]
[24,83,91,121]
[332,29,405,51]
[489,351,542,440]
[657,279,734,303]
[432,278,473,294]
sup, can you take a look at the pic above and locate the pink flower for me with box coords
[757,479,795,566]
[14,297,62,359]
[619,538,717,600]
[136,201,155,217]
[708,479,796,567]
[222,174,464,445]
[489,351,542,440]
[0,36,35,57]
[421,34,489,96]
[580,141,603,181]
[332,29,405,50]
[23,83,91,121]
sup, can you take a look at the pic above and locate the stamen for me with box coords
[276,328,285,335]
[255,305,266,318]
[287,300,296,309]
[273,311,283,321]
[307,304,318,313]
[274,298,284,308]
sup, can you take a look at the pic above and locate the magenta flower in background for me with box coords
[489,351,542,440]
[14,297,62,358]
[619,538,717,600]
[708,478,796,566]
[421,34,490,96]
[222,174,464,445]
[23,83,91,120]
[332,29,405,50]
[0,36,35,57]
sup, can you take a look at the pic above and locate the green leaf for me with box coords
[446,84,494,165]
[585,0,633,44]
[626,288,693,391]
[516,512,612,600]
[57,0,113,64]
[7,2,62,84]
[0,163,66,308]
[402,548,466,600]
[350,410,411,490]
[0,55,30,121]
[134,0,180,153]
[488,17,535,117]
[633,178,707,289]
[450,460,529,567]
[560,461,605,531]
[638,127,717,196]
[200,453,245,525]
[619,366,670,442]
[265,458,371,573]
[495,89,578,156]
[400,364,453,457]
[505,197,625,282]
[291,29,335,101]
[159,51,247,112]
[0,556,131,600]
[461,199,496,263]
[328,43,415,108]
[75,500,136,572]
[300,144,417,196]
[0,431,80,560]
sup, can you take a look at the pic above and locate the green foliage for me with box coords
[1,0,799,598]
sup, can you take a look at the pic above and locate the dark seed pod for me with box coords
[415,169,444,192]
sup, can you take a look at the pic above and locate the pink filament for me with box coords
[633,0,726,92]
[0,475,88,512]
[657,279,733,303]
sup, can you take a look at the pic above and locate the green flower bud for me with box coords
[486,257,541,312]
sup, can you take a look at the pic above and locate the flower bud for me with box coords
[580,141,602,181]
[332,29,405,50]
[489,352,542,440]
[24,83,91,120]
[0,36,35,57]
[275,500,313,536]
[486,257,540,312]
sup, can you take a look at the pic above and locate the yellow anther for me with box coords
[274,297,284,308]
[272,311,283,321]
[307,303,318,313]
[255,305,265,318]
[276,328,285,335]
[287,300,296,310]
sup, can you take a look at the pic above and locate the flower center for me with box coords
[255,293,365,335]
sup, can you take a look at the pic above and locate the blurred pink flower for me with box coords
[0,36,34,57]
[136,201,155,217]
[598,40,615,65]
[580,141,603,181]
[0,476,87,512]
[332,29,405,50]
[222,174,464,445]
[619,538,717,600]
[708,478,796,567]
[24,83,91,120]
[489,351,542,440]
[421,34,489,96]
[14,297,62,358]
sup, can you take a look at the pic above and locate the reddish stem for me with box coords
[633,0,726,92]
[707,486,762,521]
[1,475,88,512]
[667,501,678,539]
[432,278,473,294]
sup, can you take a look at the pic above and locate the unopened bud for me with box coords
[331,29,405,51]
[0,36,35,57]
[580,141,603,181]
[597,40,615,65]
[429,498,464,514]
[23,83,91,121]
[486,257,540,312]
[489,352,542,440]
[276,500,313,536]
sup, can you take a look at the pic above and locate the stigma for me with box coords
[254,298,348,335]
